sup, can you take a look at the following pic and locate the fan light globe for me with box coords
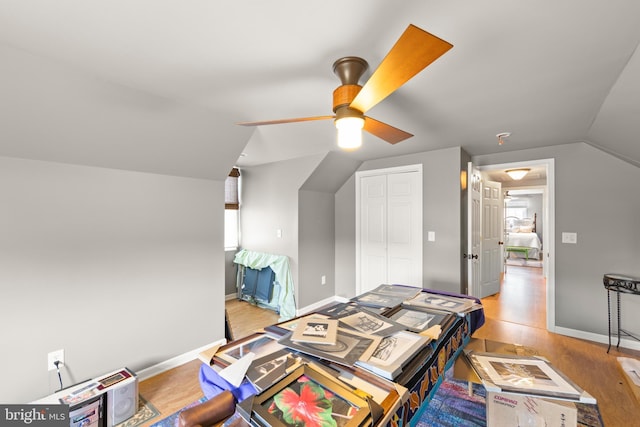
[336,117,364,149]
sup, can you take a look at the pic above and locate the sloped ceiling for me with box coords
[1,1,639,179]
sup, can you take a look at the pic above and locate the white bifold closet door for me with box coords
[357,166,422,295]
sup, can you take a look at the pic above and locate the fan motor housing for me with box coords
[333,85,362,112]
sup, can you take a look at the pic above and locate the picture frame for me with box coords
[264,314,330,338]
[464,351,593,402]
[316,302,363,318]
[385,305,455,333]
[245,349,304,394]
[251,364,371,427]
[356,331,430,380]
[350,291,406,310]
[215,333,284,365]
[338,308,406,336]
[278,327,382,367]
[290,317,339,345]
[368,284,423,299]
[404,292,475,314]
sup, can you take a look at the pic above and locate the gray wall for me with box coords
[335,146,467,296]
[335,174,357,298]
[225,249,238,295]
[239,154,325,308]
[0,156,225,403]
[474,142,640,336]
[298,190,335,307]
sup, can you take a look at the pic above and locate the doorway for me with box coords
[477,159,555,331]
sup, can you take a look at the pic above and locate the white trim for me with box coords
[136,338,226,381]
[296,296,349,317]
[225,293,237,301]
[554,327,640,352]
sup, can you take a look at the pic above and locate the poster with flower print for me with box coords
[252,364,370,427]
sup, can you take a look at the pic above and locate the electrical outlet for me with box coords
[321,275,326,285]
[47,349,64,371]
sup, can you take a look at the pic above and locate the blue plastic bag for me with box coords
[198,363,257,402]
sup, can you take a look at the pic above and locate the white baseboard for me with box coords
[136,338,226,382]
[225,293,237,301]
[554,326,640,352]
[296,296,349,317]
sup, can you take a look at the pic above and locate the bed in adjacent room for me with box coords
[504,214,542,260]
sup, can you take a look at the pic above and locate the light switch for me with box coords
[276,229,282,238]
[428,231,436,242]
[562,232,577,244]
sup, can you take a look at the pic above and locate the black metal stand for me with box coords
[604,273,640,353]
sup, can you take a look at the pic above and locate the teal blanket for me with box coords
[234,249,296,321]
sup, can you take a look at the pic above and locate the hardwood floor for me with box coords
[137,273,640,426]
[477,265,640,426]
[136,300,278,426]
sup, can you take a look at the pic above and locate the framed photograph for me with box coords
[350,291,406,310]
[385,305,455,333]
[291,317,338,345]
[215,333,284,365]
[356,331,430,380]
[279,328,382,367]
[464,351,590,401]
[404,292,474,313]
[369,284,423,299]
[251,364,371,427]
[265,314,330,338]
[316,302,362,318]
[338,308,406,336]
[245,349,304,394]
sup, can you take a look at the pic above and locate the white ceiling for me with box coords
[1,1,639,179]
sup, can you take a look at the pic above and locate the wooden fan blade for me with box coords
[237,116,334,126]
[364,116,413,144]
[350,25,453,114]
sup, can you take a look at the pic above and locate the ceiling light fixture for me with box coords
[335,107,365,150]
[496,132,511,145]
[505,168,531,180]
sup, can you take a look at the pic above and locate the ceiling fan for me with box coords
[237,24,453,150]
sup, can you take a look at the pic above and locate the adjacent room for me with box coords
[2,1,640,426]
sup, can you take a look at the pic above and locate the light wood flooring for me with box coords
[138,268,640,426]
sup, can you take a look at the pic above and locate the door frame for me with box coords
[355,164,423,296]
[477,158,555,331]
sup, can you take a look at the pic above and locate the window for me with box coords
[225,168,240,250]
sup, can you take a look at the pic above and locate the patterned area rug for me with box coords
[116,395,160,427]
[416,371,604,427]
[150,397,208,427]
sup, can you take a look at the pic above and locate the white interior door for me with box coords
[467,162,481,297]
[357,166,422,294]
[480,180,502,297]
[387,172,422,287]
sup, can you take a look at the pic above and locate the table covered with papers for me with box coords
[203,285,484,427]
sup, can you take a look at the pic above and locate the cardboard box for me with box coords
[486,391,577,427]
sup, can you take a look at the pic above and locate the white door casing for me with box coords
[356,165,422,295]
[467,162,481,297]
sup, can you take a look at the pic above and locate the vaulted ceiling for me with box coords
[1,1,639,180]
